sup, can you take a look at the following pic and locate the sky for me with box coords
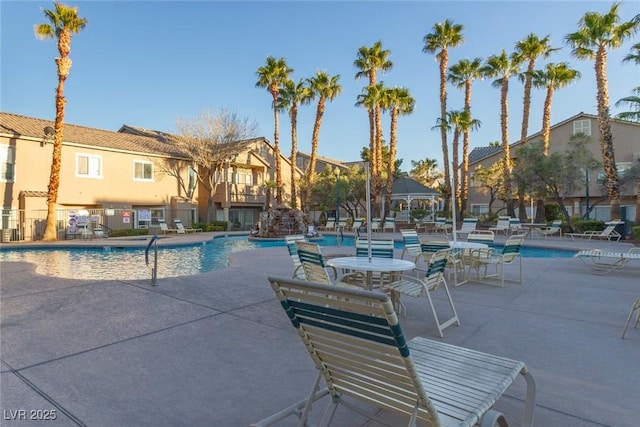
[1,1,638,173]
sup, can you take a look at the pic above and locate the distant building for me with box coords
[0,112,298,240]
[467,112,640,222]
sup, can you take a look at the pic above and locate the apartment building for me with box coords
[0,112,297,240]
[467,112,640,222]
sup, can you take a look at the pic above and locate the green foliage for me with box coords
[109,228,149,237]
[632,225,640,240]
[193,220,228,232]
[410,208,427,220]
[571,219,606,233]
[544,204,560,222]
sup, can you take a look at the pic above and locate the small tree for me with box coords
[471,161,505,215]
[513,135,599,231]
[170,109,258,222]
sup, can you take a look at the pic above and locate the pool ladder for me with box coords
[145,233,159,286]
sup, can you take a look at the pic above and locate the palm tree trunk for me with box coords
[42,57,71,241]
[273,96,283,205]
[595,47,621,219]
[306,98,325,207]
[385,110,399,218]
[501,80,515,217]
[290,105,298,209]
[452,130,460,221]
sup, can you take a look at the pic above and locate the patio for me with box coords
[1,233,638,426]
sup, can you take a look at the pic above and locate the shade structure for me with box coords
[385,177,441,222]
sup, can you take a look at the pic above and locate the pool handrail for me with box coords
[145,233,159,286]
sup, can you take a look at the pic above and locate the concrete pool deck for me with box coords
[1,232,638,426]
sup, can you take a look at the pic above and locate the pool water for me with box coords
[0,235,575,281]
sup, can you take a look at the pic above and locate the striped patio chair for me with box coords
[294,241,363,287]
[355,238,395,287]
[256,276,536,427]
[469,234,525,286]
[383,217,396,232]
[458,218,478,236]
[284,234,306,280]
[400,229,422,264]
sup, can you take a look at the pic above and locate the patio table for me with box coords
[327,256,415,290]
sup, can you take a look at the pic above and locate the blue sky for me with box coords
[1,1,638,172]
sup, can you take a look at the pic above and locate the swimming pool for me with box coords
[0,235,576,281]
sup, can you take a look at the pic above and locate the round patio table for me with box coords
[327,257,415,290]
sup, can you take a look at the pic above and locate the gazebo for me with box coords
[384,176,441,222]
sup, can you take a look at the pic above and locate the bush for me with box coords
[544,204,560,222]
[109,228,149,237]
[193,220,228,232]
[632,225,640,240]
[571,219,605,233]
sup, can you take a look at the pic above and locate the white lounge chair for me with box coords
[458,217,478,236]
[539,220,562,238]
[256,276,536,427]
[158,219,177,234]
[284,234,306,280]
[489,216,511,235]
[574,248,640,274]
[383,216,396,232]
[622,297,640,339]
[174,219,202,233]
[567,224,622,242]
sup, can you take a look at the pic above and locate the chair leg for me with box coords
[621,298,640,339]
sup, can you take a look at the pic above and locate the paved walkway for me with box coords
[1,232,638,426]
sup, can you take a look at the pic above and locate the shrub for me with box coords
[544,204,560,222]
[632,225,640,240]
[109,228,149,237]
[571,219,605,233]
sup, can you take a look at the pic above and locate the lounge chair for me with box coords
[284,234,306,280]
[92,226,108,238]
[468,234,525,286]
[489,216,511,235]
[320,218,335,231]
[336,218,347,230]
[567,224,622,242]
[574,248,640,274]
[622,297,640,339]
[384,248,460,337]
[351,218,363,233]
[158,219,177,234]
[174,219,202,233]
[457,217,478,236]
[538,220,562,238]
[383,216,396,232]
[255,276,536,427]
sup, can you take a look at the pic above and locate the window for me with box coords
[0,145,15,182]
[133,160,153,181]
[573,119,591,136]
[236,169,253,185]
[76,154,102,178]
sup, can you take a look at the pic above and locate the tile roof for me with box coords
[0,112,185,158]
[389,176,440,196]
[468,146,503,164]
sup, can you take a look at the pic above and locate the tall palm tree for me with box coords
[448,57,483,217]
[35,2,87,241]
[382,86,415,217]
[565,2,640,219]
[447,110,481,220]
[306,71,342,207]
[353,40,393,202]
[482,50,520,217]
[513,33,559,220]
[514,33,559,146]
[256,56,293,205]
[356,82,387,214]
[531,62,581,222]
[279,78,312,209]
[532,63,582,155]
[423,19,465,212]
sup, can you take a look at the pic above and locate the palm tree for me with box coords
[615,87,640,122]
[279,78,312,209]
[447,110,481,220]
[565,2,640,219]
[423,19,465,212]
[448,57,483,217]
[35,2,87,241]
[356,82,387,214]
[306,71,342,207]
[482,50,520,217]
[256,56,293,205]
[514,33,559,146]
[410,158,442,188]
[354,41,393,182]
[532,63,582,155]
[623,41,640,63]
[531,62,581,222]
[382,86,415,217]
